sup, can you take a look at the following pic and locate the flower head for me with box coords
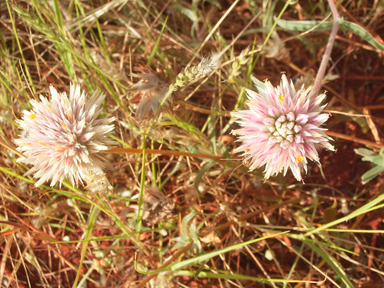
[14,84,115,187]
[231,74,334,181]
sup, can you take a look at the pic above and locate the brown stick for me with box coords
[107,147,224,161]
[325,131,384,149]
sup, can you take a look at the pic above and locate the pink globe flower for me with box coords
[14,84,115,187]
[231,74,334,181]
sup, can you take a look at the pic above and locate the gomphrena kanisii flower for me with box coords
[14,84,115,187]
[231,74,334,181]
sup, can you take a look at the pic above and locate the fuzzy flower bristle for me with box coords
[231,74,334,181]
[128,66,171,123]
[14,84,115,187]
[174,53,220,88]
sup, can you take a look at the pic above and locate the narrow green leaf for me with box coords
[147,17,168,66]
[6,1,36,95]
[355,147,376,158]
[194,161,216,191]
[275,18,333,31]
[361,165,384,184]
[305,193,384,237]
[160,156,184,188]
[303,240,353,288]
[51,0,64,29]
[171,232,287,271]
[355,148,384,184]
[72,206,99,288]
[175,270,316,283]
[136,147,146,236]
[342,20,384,51]
[276,17,384,51]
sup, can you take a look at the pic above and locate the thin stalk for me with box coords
[312,0,340,97]
[107,147,224,161]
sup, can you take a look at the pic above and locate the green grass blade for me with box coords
[136,147,147,237]
[175,270,318,284]
[51,0,64,29]
[275,17,384,51]
[342,20,384,51]
[304,193,384,236]
[303,239,353,288]
[72,206,99,288]
[147,17,168,66]
[194,160,216,191]
[6,0,36,95]
[250,0,292,71]
[171,231,287,271]
[275,18,333,31]
[361,165,384,184]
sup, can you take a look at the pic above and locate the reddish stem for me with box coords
[312,0,341,97]
[108,147,223,161]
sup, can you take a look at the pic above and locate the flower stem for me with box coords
[312,0,340,97]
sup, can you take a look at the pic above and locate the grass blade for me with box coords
[171,231,287,271]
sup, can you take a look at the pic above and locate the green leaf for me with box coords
[275,17,384,51]
[194,160,216,191]
[73,206,99,288]
[275,18,333,31]
[147,17,168,66]
[303,240,354,288]
[175,270,310,283]
[361,165,384,185]
[174,5,198,22]
[355,147,376,158]
[342,19,384,51]
[355,148,384,184]
[305,193,384,237]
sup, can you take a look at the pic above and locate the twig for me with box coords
[325,131,384,149]
[107,147,224,161]
[0,140,25,158]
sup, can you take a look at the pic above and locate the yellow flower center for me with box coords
[296,155,304,163]
[30,114,36,120]
[39,142,45,146]
[61,123,66,128]
[278,94,284,103]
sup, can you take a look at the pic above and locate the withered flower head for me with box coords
[128,66,172,123]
